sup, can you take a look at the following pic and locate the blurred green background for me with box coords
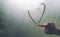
[0,0,60,37]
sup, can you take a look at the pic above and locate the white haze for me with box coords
[0,0,60,37]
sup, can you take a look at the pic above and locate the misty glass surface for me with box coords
[0,0,60,37]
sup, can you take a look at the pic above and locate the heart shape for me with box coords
[28,3,46,24]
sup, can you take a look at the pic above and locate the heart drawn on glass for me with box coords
[28,3,46,24]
